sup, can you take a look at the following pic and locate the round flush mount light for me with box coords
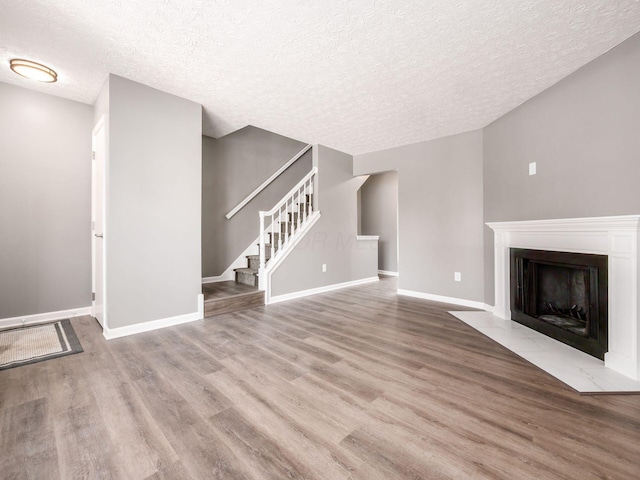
[10,59,57,83]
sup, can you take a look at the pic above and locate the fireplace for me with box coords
[510,249,608,359]
[486,215,640,381]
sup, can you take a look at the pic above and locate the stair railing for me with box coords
[259,167,317,275]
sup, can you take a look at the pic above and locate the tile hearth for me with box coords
[450,310,640,393]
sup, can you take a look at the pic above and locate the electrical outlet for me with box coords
[322,264,327,273]
[529,162,537,176]
[454,272,461,282]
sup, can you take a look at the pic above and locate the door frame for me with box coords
[91,114,108,331]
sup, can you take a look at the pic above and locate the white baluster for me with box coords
[292,195,297,234]
[270,213,275,259]
[308,177,313,215]
[278,209,282,251]
[283,204,287,245]
[302,183,307,223]
[259,212,266,270]
[296,189,301,230]
[290,195,295,236]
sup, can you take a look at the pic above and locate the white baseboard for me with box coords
[397,289,489,311]
[0,306,92,330]
[269,276,379,305]
[483,303,496,314]
[378,270,398,277]
[202,272,235,284]
[103,294,204,340]
[103,310,200,340]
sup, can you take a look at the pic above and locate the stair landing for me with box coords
[202,281,264,318]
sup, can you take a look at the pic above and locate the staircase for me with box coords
[201,164,317,319]
[234,191,314,287]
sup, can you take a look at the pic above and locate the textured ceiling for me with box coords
[1,1,640,155]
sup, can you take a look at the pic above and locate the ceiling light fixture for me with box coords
[9,59,57,83]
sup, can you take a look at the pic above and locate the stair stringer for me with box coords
[261,211,322,302]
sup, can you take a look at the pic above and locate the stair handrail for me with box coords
[259,166,317,275]
[225,144,312,219]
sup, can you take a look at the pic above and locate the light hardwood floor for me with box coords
[1,276,640,479]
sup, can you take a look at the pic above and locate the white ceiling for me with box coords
[1,1,639,155]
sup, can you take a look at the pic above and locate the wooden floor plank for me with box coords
[207,365,363,478]
[209,407,323,480]
[1,277,640,479]
[53,404,124,479]
[0,398,60,479]
[130,366,254,479]
[74,316,180,478]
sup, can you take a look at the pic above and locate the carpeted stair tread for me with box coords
[234,267,259,287]
[246,254,270,261]
[246,254,269,270]
[234,267,258,274]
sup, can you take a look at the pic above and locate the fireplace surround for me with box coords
[487,216,640,380]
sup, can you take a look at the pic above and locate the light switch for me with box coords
[529,162,537,176]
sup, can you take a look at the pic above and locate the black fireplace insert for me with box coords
[510,248,608,359]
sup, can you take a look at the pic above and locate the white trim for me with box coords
[0,307,92,330]
[396,174,400,278]
[483,303,496,314]
[378,270,398,277]
[225,144,312,219]
[269,276,379,305]
[201,273,235,284]
[92,114,108,331]
[197,293,204,320]
[264,211,322,298]
[103,295,204,340]
[486,215,640,233]
[356,235,379,241]
[397,289,488,310]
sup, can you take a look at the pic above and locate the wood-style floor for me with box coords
[2,277,640,479]
[202,281,265,317]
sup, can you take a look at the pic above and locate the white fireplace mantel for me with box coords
[486,215,640,380]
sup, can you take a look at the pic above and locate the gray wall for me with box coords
[359,172,398,272]
[354,130,485,303]
[483,31,640,305]
[0,82,93,319]
[271,145,378,296]
[106,75,202,329]
[202,126,311,276]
